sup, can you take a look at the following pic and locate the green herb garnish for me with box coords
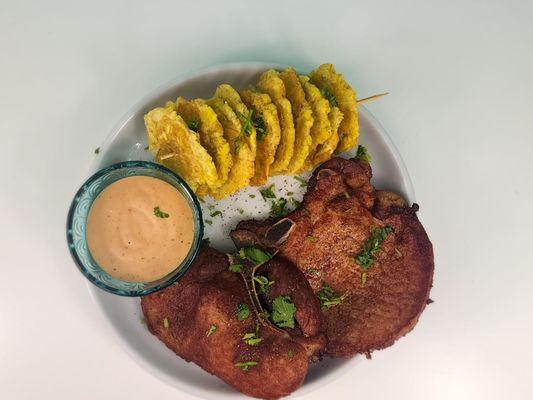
[237,208,244,214]
[207,204,215,210]
[210,210,222,218]
[253,275,274,293]
[355,145,372,163]
[238,247,273,265]
[235,303,250,321]
[260,184,276,200]
[235,361,258,372]
[286,191,294,196]
[270,197,290,217]
[187,119,199,131]
[307,268,320,276]
[242,332,263,346]
[287,350,294,358]
[354,226,392,269]
[317,283,345,309]
[206,324,217,337]
[320,87,338,107]
[205,219,213,225]
[229,263,244,273]
[154,206,170,218]
[236,109,254,137]
[94,147,100,154]
[291,198,301,208]
[253,117,268,140]
[271,296,297,329]
[305,235,317,243]
[202,237,211,246]
[163,318,169,329]
[249,194,256,199]
[294,176,308,187]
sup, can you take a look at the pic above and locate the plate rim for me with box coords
[86,61,416,399]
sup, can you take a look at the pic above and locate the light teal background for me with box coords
[1,1,532,399]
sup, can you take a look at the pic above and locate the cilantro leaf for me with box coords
[235,361,258,372]
[317,283,345,309]
[355,145,372,163]
[271,296,297,329]
[206,324,217,337]
[270,197,290,217]
[260,184,276,200]
[354,226,392,269]
[238,247,272,265]
[320,87,338,107]
[229,263,244,273]
[235,303,250,321]
[253,117,268,140]
[154,206,170,218]
[294,176,308,187]
[187,119,199,131]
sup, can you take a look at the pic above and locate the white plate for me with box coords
[88,62,415,399]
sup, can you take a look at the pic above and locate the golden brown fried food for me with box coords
[299,75,335,169]
[144,105,218,191]
[279,68,313,174]
[174,97,232,195]
[256,70,295,175]
[231,157,434,357]
[312,106,343,165]
[241,89,281,185]
[309,64,359,153]
[206,97,255,199]
[141,247,326,399]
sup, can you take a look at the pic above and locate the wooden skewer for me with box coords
[357,92,389,105]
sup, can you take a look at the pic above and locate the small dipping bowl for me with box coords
[66,161,203,296]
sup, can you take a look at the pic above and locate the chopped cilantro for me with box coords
[235,361,258,372]
[286,191,294,196]
[305,235,317,243]
[154,206,170,218]
[94,147,100,154]
[253,116,268,140]
[320,87,338,107]
[287,350,294,358]
[307,268,320,276]
[237,208,244,214]
[354,226,392,269]
[238,247,273,265]
[163,318,169,329]
[253,275,274,293]
[205,219,213,225]
[187,119,199,131]
[317,283,345,309]
[206,324,217,337]
[260,184,276,200]
[235,303,250,321]
[229,263,244,273]
[355,145,372,163]
[294,176,308,187]
[207,204,215,210]
[236,109,253,137]
[291,198,301,207]
[210,210,222,218]
[144,145,149,151]
[201,237,211,246]
[249,194,256,199]
[270,197,290,217]
[271,296,297,329]
[242,332,263,346]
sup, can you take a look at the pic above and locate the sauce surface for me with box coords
[86,176,194,282]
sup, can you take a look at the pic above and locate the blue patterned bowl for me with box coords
[66,161,203,296]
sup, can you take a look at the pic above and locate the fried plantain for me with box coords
[309,64,359,153]
[256,70,295,175]
[174,97,232,195]
[144,105,218,192]
[279,68,313,174]
[241,89,281,185]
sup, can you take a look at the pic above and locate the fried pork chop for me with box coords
[141,246,326,399]
[231,157,434,357]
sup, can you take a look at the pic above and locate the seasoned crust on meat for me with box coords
[231,157,434,357]
[141,247,326,399]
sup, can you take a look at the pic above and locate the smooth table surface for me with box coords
[1,1,532,399]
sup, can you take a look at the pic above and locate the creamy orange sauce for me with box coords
[86,176,194,282]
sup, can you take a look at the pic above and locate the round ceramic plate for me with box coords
[88,62,415,399]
